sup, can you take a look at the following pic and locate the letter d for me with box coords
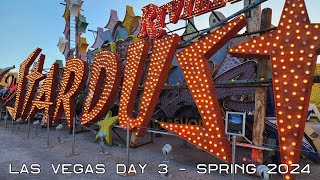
[117,164,126,174]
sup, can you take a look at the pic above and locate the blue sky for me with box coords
[0,0,319,71]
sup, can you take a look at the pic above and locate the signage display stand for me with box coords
[225,111,246,180]
[66,117,80,157]
[4,109,8,129]
[43,115,54,148]
[27,117,31,138]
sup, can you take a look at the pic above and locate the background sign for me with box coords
[225,111,246,136]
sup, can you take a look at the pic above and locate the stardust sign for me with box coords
[138,0,237,39]
[4,0,320,179]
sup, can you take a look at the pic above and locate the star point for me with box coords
[95,111,118,146]
[161,16,248,164]
[229,1,320,179]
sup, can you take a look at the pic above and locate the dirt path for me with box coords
[0,120,319,180]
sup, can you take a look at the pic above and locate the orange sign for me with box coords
[7,48,42,120]
[29,63,60,125]
[119,34,180,136]
[21,55,46,120]
[7,1,319,176]
[161,16,247,163]
[53,59,88,127]
[229,0,320,179]
[81,51,122,126]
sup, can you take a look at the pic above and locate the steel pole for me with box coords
[67,117,80,156]
[11,116,14,134]
[43,115,53,148]
[27,117,31,138]
[232,136,237,180]
[4,109,8,129]
[72,117,75,154]
[47,116,50,147]
[126,123,130,169]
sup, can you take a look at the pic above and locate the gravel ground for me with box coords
[0,119,319,180]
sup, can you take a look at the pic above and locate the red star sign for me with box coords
[161,16,248,163]
[229,1,320,179]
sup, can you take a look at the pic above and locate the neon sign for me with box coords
[161,16,247,163]
[81,51,122,126]
[7,1,320,178]
[29,63,60,125]
[1,74,17,108]
[118,34,180,136]
[229,0,320,179]
[21,55,46,120]
[138,0,235,39]
[53,59,89,127]
[7,48,42,120]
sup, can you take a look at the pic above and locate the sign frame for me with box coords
[225,111,246,137]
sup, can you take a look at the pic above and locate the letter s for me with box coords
[30,164,41,174]
[197,164,207,174]
[95,164,105,174]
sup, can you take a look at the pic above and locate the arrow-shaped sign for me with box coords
[161,16,247,163]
